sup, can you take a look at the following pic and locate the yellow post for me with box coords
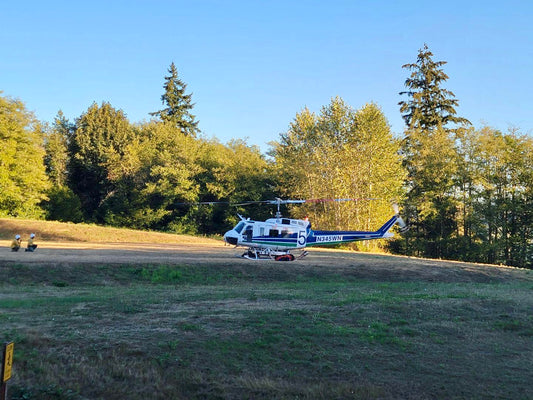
[1,342,14,400]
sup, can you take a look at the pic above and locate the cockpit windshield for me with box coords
[234,221,246,233]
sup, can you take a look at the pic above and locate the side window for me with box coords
[269,229,279,237]
[234,222,245,233]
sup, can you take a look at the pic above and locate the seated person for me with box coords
[26,233,38,252]
[11,235,22,252]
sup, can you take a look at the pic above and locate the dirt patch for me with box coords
[1,239,530,284]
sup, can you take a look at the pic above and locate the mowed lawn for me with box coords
[0,218,532,399]
[0,260,531,400]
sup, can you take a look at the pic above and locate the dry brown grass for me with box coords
[0,217,218,244]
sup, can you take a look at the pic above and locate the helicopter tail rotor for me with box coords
[392,203,409,233]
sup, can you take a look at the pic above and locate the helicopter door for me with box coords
[244,225,253,242]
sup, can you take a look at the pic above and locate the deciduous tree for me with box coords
[272,98,405,249]
[0,92,49,217]
[68,102,134,221]
[100,121,202,230]
[473,128,533,267]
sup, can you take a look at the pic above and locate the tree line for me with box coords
[1,50,531,268]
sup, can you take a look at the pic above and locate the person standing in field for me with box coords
[26,233,38,252]
[11,234,22,252]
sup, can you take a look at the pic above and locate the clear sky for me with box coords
[2,0,532,151]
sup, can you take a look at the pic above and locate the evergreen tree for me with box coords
[43,111,82,222]
[44,111,73,187]
[398,45,470,259]
[0,92,50,217]
[401,126,458,258]
[399,44,471,131]
[151,62,199,137]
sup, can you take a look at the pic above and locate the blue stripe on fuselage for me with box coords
[307,215,398,246]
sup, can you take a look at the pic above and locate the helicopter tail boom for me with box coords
[307,214,404,246]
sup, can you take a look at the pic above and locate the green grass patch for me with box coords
[1,264,532,399]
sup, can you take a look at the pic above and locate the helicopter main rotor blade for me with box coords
[232,200,273,206]
[176,197,379,207]
[175,201,232,206]
[303,197,378,203]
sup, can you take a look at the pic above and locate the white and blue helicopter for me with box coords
[223,198,408,261]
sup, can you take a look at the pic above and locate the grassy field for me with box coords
[0,219,532,399]
[0,218,217,244]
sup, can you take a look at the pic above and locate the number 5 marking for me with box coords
[298,231,307,246]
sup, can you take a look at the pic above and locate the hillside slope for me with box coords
[0,217,219,244]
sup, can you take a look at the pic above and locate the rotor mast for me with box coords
[275,198,282,219]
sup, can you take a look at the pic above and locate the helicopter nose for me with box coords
[224,231,238,246]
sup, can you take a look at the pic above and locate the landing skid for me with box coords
[241,248,308,261]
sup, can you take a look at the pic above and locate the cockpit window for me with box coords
[234,221,246,233]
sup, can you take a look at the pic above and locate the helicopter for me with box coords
[222,198,408,261]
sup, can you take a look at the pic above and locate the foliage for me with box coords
[42,186,83,223]
[101,121,202,231]
[272,97,405,250]
[42,111,83,222]
[0,93,50,218]
[68,102,134,222]
[399,44,470,131]
[150,62,199,137]
[2,56,531,268]
[398,45,471,259]
[44,111,73,188]
[464,127,533,267]
[75,118,274,234]
[401,126,459,257]
[192,138,275,233]
[397,45,532,267]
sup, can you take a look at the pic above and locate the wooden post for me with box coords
[1,342,14,400]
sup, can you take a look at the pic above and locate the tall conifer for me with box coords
[151,63,199,137]
[399,45,470,258]
[399,44,470,131]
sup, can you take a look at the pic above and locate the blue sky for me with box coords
[2,0,532,151]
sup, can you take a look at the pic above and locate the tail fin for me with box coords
[376,205,409,236]
[377,215,400,236]
[392,203,409,233]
